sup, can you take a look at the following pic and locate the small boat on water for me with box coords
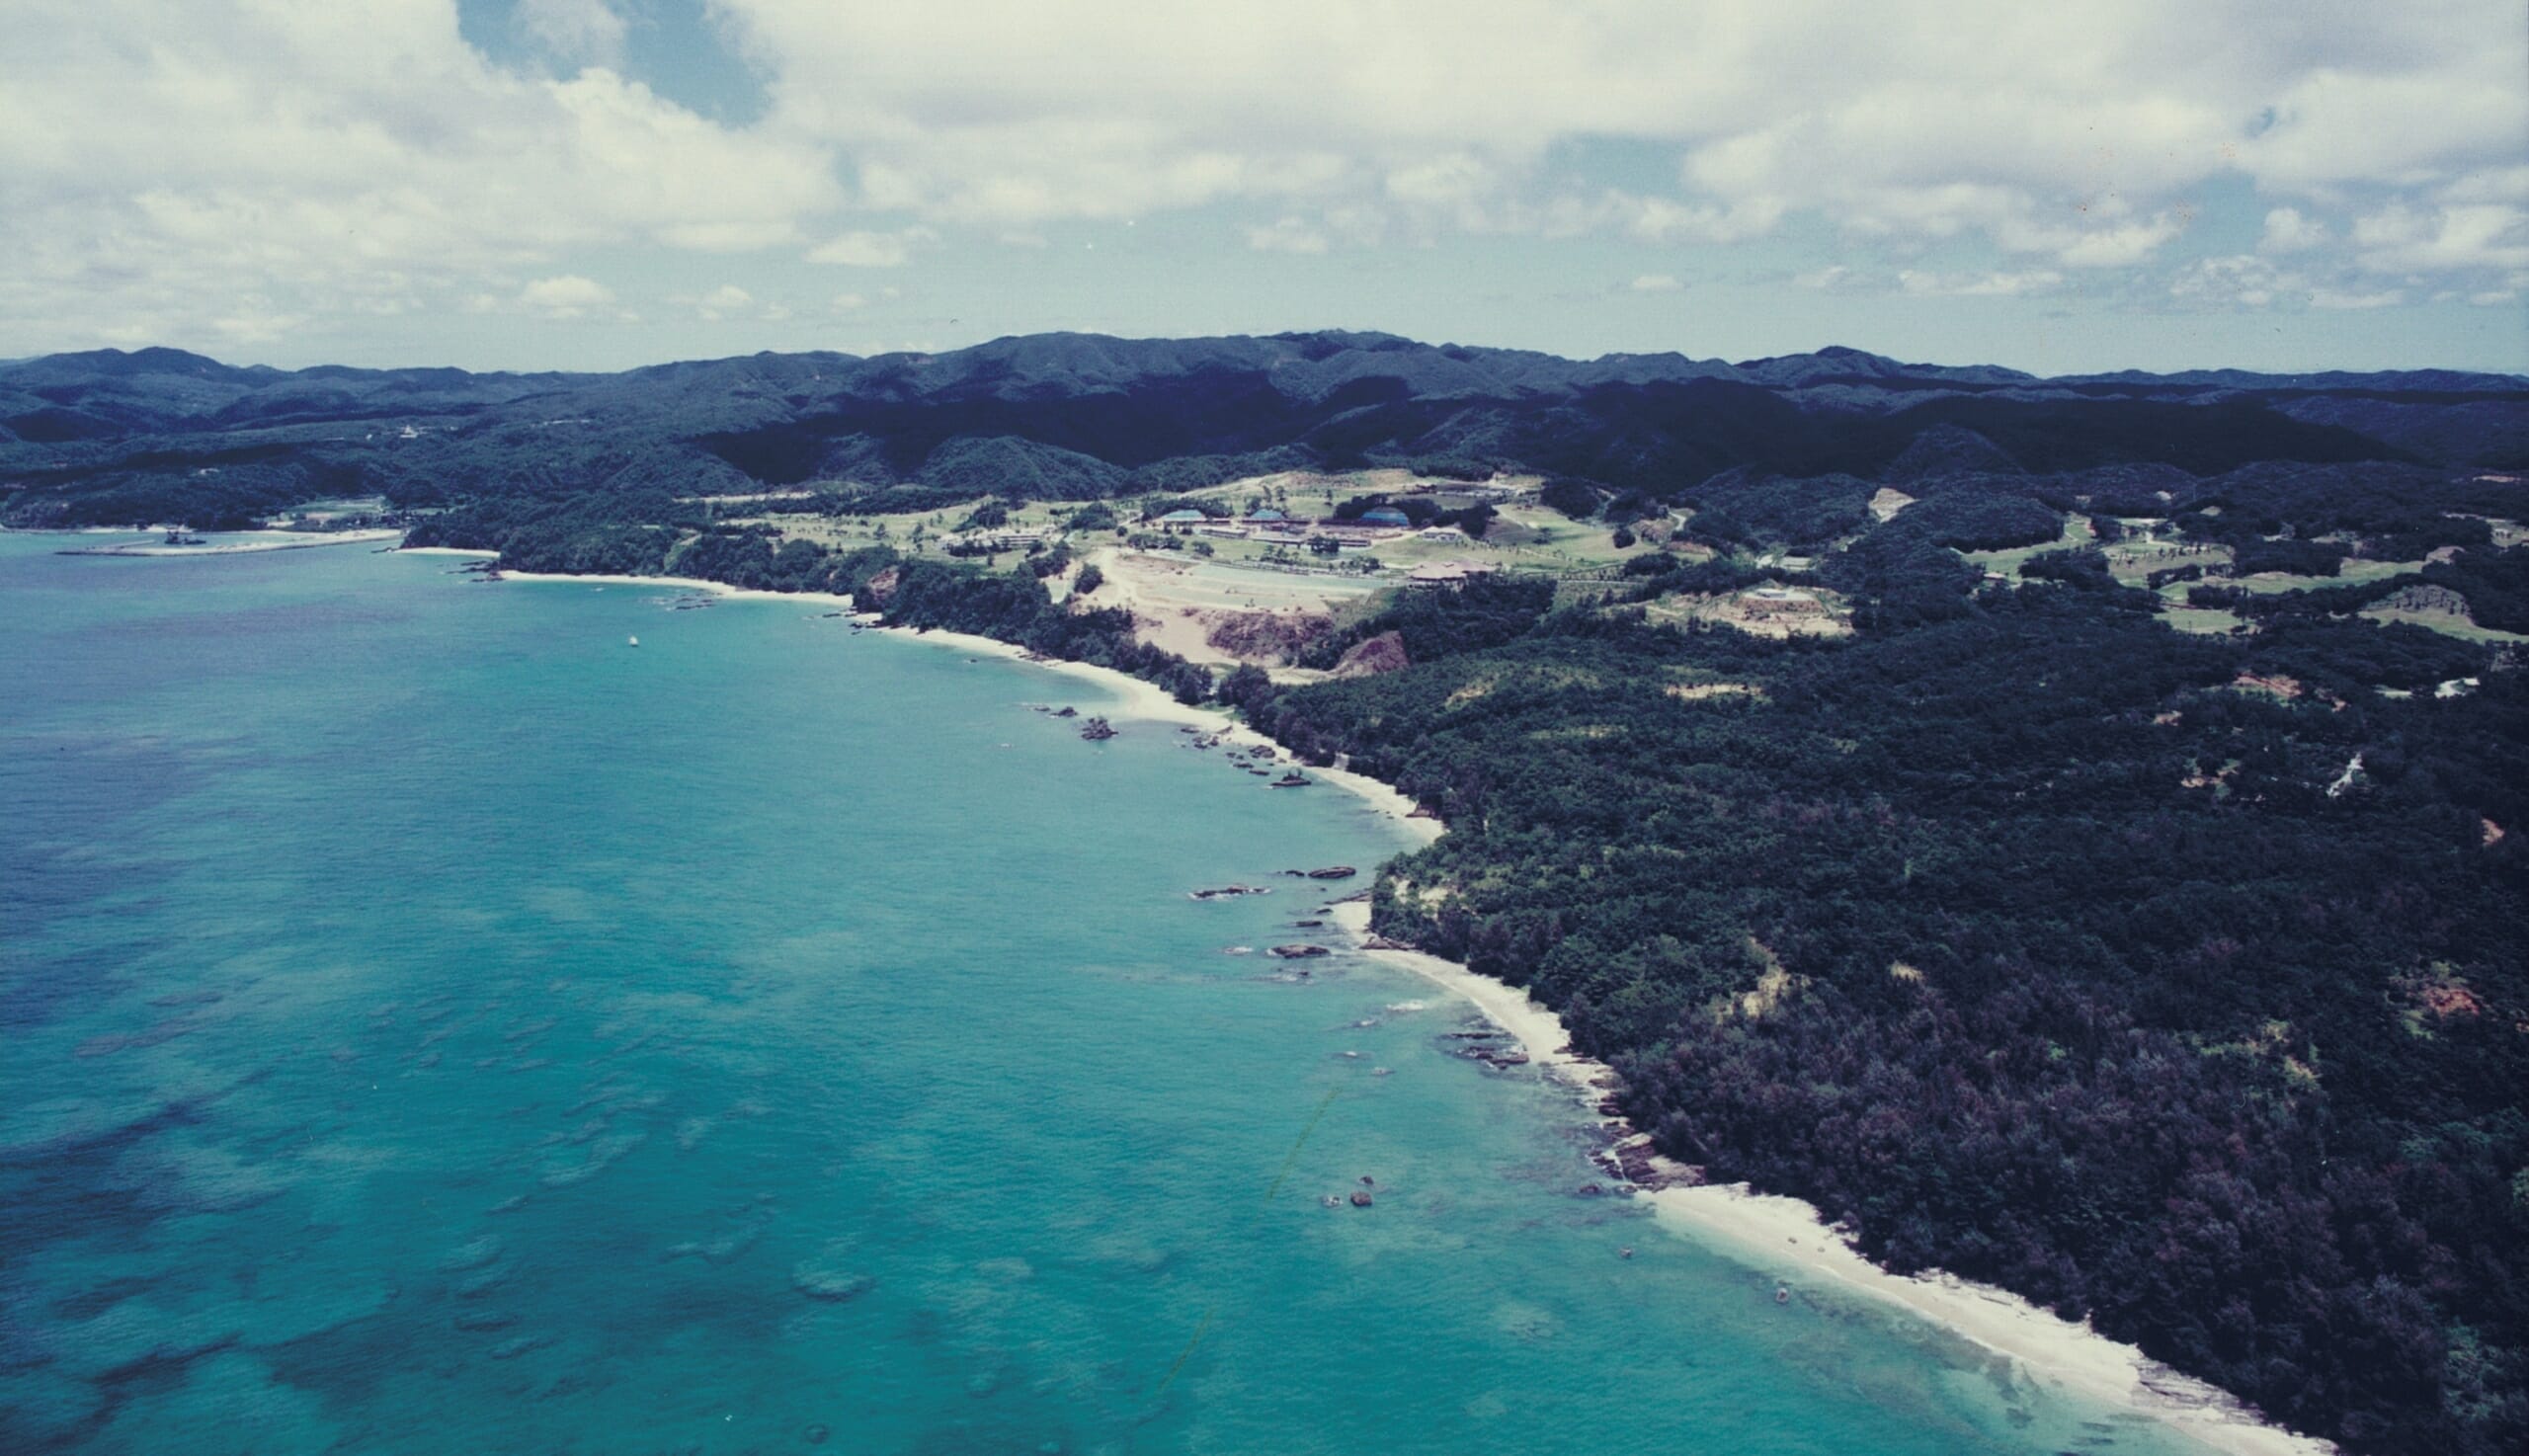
[627,635,640,647]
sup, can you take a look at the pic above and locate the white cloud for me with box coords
[2047,215,2187,269]
[679,283,757,320]
[519,274,616,317]
[1244,217,1329,255]
[2260,206,2327,254]
[2165,256,2501,315]
[1623,193,1787,246]
[518,0,627,68]
[2170,255,2295,309]
[806,227,935,267]
[831,291,868,311]
[1897,269,2065,297]
[2,1,2524,356]
[711,0,2520,272]
[2351,202,2529,274]
[0,0,840,350]
[2311,285,2407,310]
[1628,274,1682,292]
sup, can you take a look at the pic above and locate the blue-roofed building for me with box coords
[1245,507,1286,523]
[1359,507,1412,527]
[1157,509,1206,525]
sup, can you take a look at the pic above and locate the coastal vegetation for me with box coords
[4,333,2523,1454]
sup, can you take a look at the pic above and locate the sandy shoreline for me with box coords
[491,568,861,612]
[1331,915,2331,1456]
[862,620,1445,846]
[54,528,403,557]
[472,563,2325,1454]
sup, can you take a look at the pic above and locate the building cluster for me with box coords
[1150,505,1485,554]
[938,526,1056,553]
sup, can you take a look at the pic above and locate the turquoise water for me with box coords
[1,534,2217,1455]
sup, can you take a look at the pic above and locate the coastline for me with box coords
[54,528,403,557]
[477,561,2327,1456]
[475,563,1430,838]
[492,568,861,612]
[861,619,1443,846]
[1328,900,2333,1456]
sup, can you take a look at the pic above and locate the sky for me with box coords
[2,1,2524,376]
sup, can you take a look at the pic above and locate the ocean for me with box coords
[1,533,2220,1454]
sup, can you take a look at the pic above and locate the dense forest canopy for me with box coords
[6,333,2525,1454]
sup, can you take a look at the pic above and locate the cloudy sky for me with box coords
[5,1,2523,373]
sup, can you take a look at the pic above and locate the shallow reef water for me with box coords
[0,535,2223,1454]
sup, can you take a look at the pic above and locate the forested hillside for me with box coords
[6,333,2524,1453]
[4,333,2522,533]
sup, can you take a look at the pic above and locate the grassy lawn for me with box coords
[2360,606,2529,645]
[2230,556,2426,594]
[1963,514,2096,579]
[2162,606,2250,635]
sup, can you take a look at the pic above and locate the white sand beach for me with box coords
[57,528,403,556]
[864,620,1443,845]
[1329,899,2334,1456]
[494,570,860,612]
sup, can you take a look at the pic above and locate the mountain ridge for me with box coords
[3,331,2521,530]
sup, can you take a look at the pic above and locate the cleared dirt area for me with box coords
[1087,549,1387,669]
[1641,585,1854,638]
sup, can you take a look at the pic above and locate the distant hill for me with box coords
[1,332,2521,528]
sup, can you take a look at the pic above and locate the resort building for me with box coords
[1407,559,1502,587]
